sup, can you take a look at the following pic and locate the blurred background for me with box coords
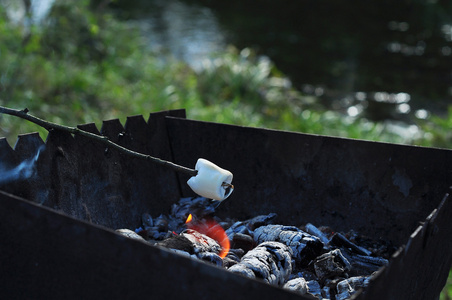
[0,0,451,297]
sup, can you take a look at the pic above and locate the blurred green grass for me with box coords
[1,1,452,297]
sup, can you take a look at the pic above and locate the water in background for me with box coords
[5,0,452,124]
[110,0,452,123]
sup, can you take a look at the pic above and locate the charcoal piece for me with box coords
[254,225,323,266]
[228,248,245,258]
[246,213,278,230]
[283,277,308,295]
[228,241,293,286]
[143,227,170,240]
[322,285,331,299]
[115,229,146,241]
[336,276,369,300]
[181,230,222,255]
[232,232,255,252]
[154,215,169,232]
[142,213,153,228]
[156,229,222,256]
[224,249,243,267]
[313,249,351,281]
[156,234,195,254]
[306,280,323,299]
[225,221,251,240]
[331,232,372,256]
[340,248,389,276]
[305,223,330,245]
[225,213,277,240]
[289,270,317,282]
[197,252,223,266]
[169,249,197,259]
[222,257,238,268]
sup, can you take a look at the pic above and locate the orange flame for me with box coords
[185,215,230,259]
[185,213,193,223]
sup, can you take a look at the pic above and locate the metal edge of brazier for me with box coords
[165,116,452,299]
[0,109,187,229]
[0,190,308,300]
[357,193,452,300]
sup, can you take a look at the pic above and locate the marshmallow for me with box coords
[187,158,233,200]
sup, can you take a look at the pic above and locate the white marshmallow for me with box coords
[187,158,233,200]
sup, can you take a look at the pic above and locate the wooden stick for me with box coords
[0,106,198,176]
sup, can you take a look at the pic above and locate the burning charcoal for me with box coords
[313,249,351,282]
[305,223,330,245]
[157,229,225,261]
[283,277,308,295]
[254,225,323,266]
[306,280,323,299]
[181,229,222,255]
[228,241,293,286]
[197,252,223,266]
[231,232,255,252]
[186,158,233,201]
[185,217,230,259]
[335,276,370,300]
[115,229,147,241]
[331,233,372,256]
[340,248,389,276]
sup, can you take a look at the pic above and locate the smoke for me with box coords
[0,145,45,185]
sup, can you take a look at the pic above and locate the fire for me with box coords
[185,213,193,223]
[185,214,230,258]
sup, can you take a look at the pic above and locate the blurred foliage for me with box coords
[0,0,452,296]
[441,269,452,300]
[1,0,448,148]
[0,0,450,150]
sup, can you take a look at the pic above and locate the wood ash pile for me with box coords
[116,197,395,300]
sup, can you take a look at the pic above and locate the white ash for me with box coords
[228,241,293,286]
[115,229,146,241]
[254,224,324,266]
[283,277,308,295]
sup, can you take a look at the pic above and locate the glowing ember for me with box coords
[185,215,230,258]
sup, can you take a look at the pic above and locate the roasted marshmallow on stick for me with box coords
[187,158,234,201]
